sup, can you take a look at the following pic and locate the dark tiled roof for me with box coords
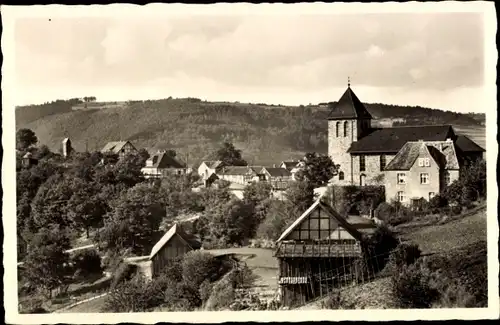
[327,86,373,120]
[348,125,455,154]
[101,141,134,153]
[384,142,427,170]
[280,161,299,171]
[455,135,485,152]
[262,167,292,177]
[149,153,186,169]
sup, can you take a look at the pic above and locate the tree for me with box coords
[98,183,165,255]
[23,226,71,299]
[67,180,108,238]
[212,142,247,166]
[164,149,177,158]
[294,152,339,188]
[256,198,295,240]
[242,182,272,208]
[16,128,38,150]
[31,174,75,229]
[284,180,315,218]
[138,148,151,161]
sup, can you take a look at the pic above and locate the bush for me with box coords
[364,225,400,273]
[204,272,237,311]
[181,251,231,288]
[391,261,440,308]
[374,202,413,226]
[110,262,137,290]
[388,243,422,271]
[71,249,103,279]
[104,274,164,312]
[163,281,202,311]
[320,289,354,310]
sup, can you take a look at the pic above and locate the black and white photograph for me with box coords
[2,2,498,323]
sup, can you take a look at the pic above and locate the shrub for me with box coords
[320,289,354,310]
[391,261,440,309]
[181,251,231,288]
[364,225,400,273]
[374,201,413,226]
[104,274,164,312]
[71,249,103,279]
[428,195,448,213]
[163,281,202,311]
[388,243,422,271]
[110,262,137,290]
[204,272,237,311]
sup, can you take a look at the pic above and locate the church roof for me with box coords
[327,86,373,120]
[348,125,456,154]
[455,135,485,152]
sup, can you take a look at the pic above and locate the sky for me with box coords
[14,11,487,113]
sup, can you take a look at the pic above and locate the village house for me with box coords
[141,151,188,178]
[275,198,376,307]
[149,223,201,278]
[197,160,225,180]
[326,83,485,189]
[384,140,460,206]
[21,152,38,168]
[101,140,138,159]
[217,166,263,185]
[260,167,293,190]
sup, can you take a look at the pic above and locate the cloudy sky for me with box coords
[14,11,487,113]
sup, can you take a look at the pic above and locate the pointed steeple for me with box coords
[327,83,372,120]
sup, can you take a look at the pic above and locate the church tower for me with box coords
[327,79,372,185]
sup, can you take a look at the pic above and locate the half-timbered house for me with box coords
[275,198,376,307]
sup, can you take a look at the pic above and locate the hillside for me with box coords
[15,98,486,166]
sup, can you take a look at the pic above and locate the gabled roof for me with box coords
[327,86,373,120]
[384,141,434,171]
[348,125,456,154]
[23,152,33,159]
[101,141,135,154]
[201,160,224,169]
[455,135,485,152]
[261,167,292,177]
[280,161,300,171]
[219,166,257,176]
[277,199,364,243]
[384,140,461,171]
[147,152,186,169]
[149,224,201,259]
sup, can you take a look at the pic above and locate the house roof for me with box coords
[201,160,224,169]
[149,224,201,259]
[261,167,292,177]
[327,86,373,120]
[101,141,134,154]
[276,199,364,243]
[348,125,456,154]
[455,135,485,152]
[280,161,299,171]
[147,152,186,169]
[219,166,256,176]
[384,140,460,171]
[22,152,33,159]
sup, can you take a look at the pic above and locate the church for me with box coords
[326,82,485,204]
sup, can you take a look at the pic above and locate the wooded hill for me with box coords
[15,98,486,166]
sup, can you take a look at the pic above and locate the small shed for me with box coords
[149,223,201,278]
[275,198,376,307]
[21,152,38,168]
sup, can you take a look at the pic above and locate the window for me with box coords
[418,158,424,167]
[418,157,430,167]
[444,171,451,185]
[380,155,386,171]
[360,174,366,186]
[420,173,429,184]
[343,121,348,137]
[424,158,430,167]
[339,171,344,180]
[429,192,436,200]
[336,122,340,137]
[397,191,406,202]
[397,173,406,184]
[359,155,366,172]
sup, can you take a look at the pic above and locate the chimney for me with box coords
[446,138,453,143]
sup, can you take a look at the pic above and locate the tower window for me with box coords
[336,122,340,137]
[343,121,348,137]
[359,155,366,172]
[339,171,344,180]
[360,174,366,186]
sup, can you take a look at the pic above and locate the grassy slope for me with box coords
[16,99,485,167]
[301,207,488,310]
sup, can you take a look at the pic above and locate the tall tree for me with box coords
[16,128,38,150]
[294,152,339,188]
[284,180,315,218]
[98,183,165,255]
[212,142,247,166]
[23,226,71,299]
